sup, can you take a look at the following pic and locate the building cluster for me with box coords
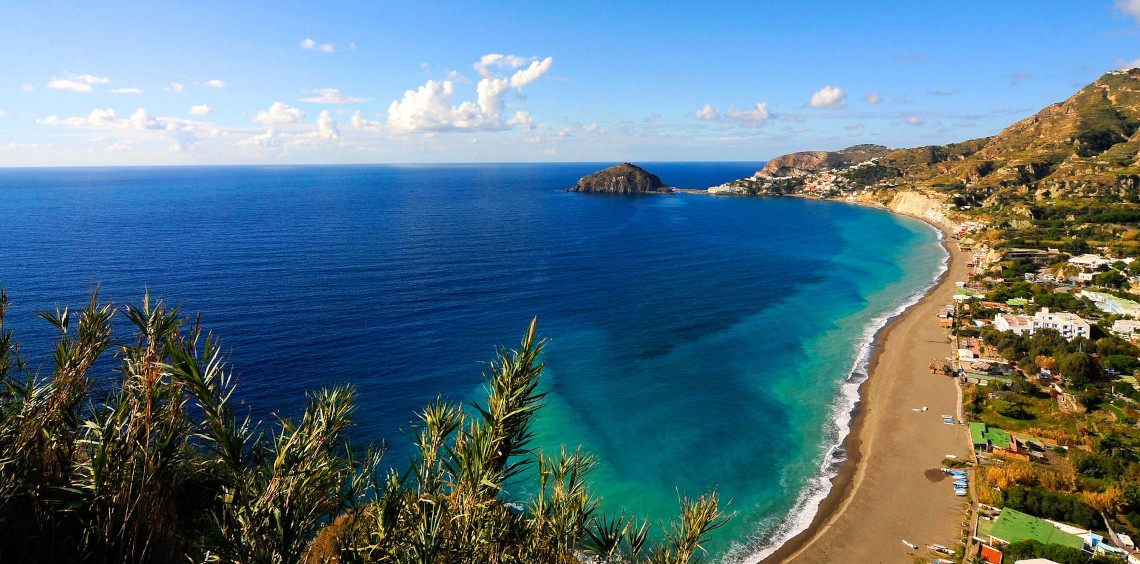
[992,308,1091,341]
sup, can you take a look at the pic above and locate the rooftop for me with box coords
[971,422,1012,449]
[988,508,1084,550]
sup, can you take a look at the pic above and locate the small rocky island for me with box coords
[567,163,672,194]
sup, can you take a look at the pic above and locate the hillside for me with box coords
[758,144,893,177]
[728,69,1140,256]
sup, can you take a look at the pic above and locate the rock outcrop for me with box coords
[568,163,671,194]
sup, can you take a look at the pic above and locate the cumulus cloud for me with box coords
[474,54,535,78]
[509,57,553,88]
[253,102,305,125]
[1117,0,1140,21]
[111,87,142,94]
[809,86,847,109]
[22,84,34,91]
[863,92,883,104]
[904,115,927,126]
[239,128,281,148]
[387,54,554,132]
[1117,58,1140,69]
[301,38,336,53]
[725,103,770,126]
[169,82,185,93]
[47,74,110,93]
[204,79,226,88]
[300,88,370,104]
[313,110,340,140]
[695,104,720,120]
[241,110,341,149]
[0,110,6,117]
[506,111,533,131]
[350,111,382,131]
[190,104,213,115]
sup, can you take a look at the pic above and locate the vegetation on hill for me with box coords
[0,290,730,563]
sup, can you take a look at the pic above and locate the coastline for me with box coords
[747,201,969,563]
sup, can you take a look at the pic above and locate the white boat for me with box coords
[902,539,918,549]
[945,454,958,459]
[955,490,968,496]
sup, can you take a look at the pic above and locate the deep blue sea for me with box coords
[0,163,945,561]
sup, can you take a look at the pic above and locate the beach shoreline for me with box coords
[753,205,969,563]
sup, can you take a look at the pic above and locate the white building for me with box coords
[1068,254,1113,269]
[993,309,1091,341]
[993,313,1033,336]
[1032,308,1090,341]
[1112,319,1140,341]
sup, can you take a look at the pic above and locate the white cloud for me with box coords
[1117,58,1140,69]
[301,38,336,53]
[299,110,340,143]
[0,110,6,117]
[809,86,847,109]
[506,110,533,131]
[904,115,927,126]
[107,142,131,153]
[22,84,34,91]
[350,111,382,131]
[846,122,862,130]
[509,57,553,88]
[111,87,142,94]
[47,73,110,93]
[299,88,370,104]
[474,54,534,78]
[169,82,185,93]
[1116,0,1140,21]
[863,92,883,104]
[387,54,554,133]
[239,127,281,148]
[253,102,305,125]
[241,110,341,149]
[725,103,770,126]
[204,79,226,88]
[190,104,213,116]
[37,107,214,153]
[695,104,720,120]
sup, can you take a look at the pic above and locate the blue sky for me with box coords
[2,0,1139,166]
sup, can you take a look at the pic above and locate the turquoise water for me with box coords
[0,165,945,560]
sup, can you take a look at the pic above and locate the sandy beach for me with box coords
[762,222,971,563]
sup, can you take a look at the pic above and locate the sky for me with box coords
[2,1,1140,166]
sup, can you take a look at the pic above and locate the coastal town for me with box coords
[707,112,1140,561]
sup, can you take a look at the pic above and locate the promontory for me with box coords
[567,163,672,194]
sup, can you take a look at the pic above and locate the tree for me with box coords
[992,398,1029,419]
[1094,269,1128,289]
[1059,352,1095,388]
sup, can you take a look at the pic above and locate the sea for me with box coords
[0,163,947,561]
